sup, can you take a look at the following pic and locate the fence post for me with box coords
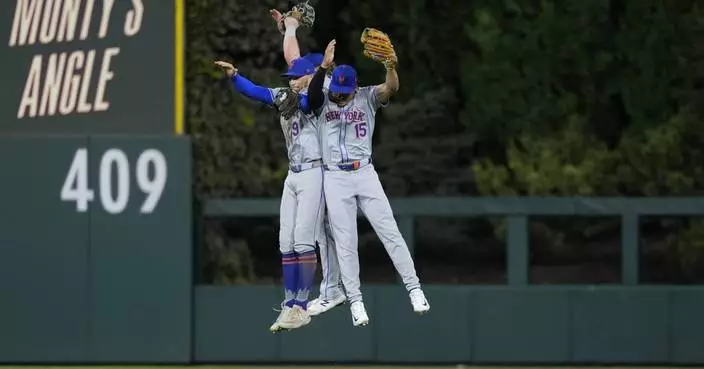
[398,216,415,256]
[621,214,639,285]
[397,216,416,285]
[507,215,529,285]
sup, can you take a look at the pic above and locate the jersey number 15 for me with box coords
[354,122,367,138]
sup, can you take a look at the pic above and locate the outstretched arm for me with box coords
[232,74,274,105]
[214,61,273,105]
[375,65,399,104]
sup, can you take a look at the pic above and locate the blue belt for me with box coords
[290,160,322,173]
[324,158,372,171]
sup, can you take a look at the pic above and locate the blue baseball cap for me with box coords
[329,65,357,94]
[282,57,316,77]
[302,53,324,67]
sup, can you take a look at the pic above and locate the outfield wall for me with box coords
[1,136,703,364]
[0,136,192,364]
[3,282,704,364]
[193,285,704,365]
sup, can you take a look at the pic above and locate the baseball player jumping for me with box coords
[269,6,347,316]
[307,39,430,327]
[214,55,327,332]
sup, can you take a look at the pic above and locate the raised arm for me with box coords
[270,10,301,67]
[308,67,327,114]
[309,40,336,114]
[360,28,400,104]
[214,61,273,105]
[283,18,302,66]
[375,64,399,104]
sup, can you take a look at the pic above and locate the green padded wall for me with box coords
[0,136,90,362]
[194,285,704,365]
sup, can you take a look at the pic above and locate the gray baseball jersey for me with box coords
[267,83,343,302]
[316,86,383,165]
[315,84,422,306]
[315,76,345,300]
[268,88,322,165]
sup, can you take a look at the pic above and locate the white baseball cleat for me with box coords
[308,294,346,316]
[278,305,311,330]
[409,288,430,314]
[269,305,293,333]
[350,301,370,327]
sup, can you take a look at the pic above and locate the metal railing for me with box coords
[203,197,704,285]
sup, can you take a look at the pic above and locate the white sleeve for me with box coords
[364,86,387,110]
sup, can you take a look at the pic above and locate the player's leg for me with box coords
[308,209,346,316]
[355,165,430,314]
[323,170,369,326]
[278,168,325,329]
[271,176,298,332]
[291,168,323,307]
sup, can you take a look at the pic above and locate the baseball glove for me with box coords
[360,28,398,69]
[282,1,315,28]
[273,88,299,119]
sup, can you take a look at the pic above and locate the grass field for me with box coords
[0,365,704,369]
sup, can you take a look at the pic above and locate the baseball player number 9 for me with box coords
[60,148,167,214]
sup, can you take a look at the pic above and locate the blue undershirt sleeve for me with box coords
[299,94,311,114]
[231,74,274,105]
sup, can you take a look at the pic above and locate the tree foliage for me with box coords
[186,0,704,283]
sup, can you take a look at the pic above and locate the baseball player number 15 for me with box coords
[60,148,167,214]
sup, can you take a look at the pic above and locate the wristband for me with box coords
[284,25,298,37]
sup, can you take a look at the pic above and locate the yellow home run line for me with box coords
[174,0,185,135]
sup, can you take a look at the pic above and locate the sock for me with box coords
[281,252,298,308]
[295,250,317,309]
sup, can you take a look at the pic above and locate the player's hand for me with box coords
[322,40,336,69]
[214,61,237,78]
[269,9,285,35]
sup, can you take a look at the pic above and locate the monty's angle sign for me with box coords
[0,0,184,134]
